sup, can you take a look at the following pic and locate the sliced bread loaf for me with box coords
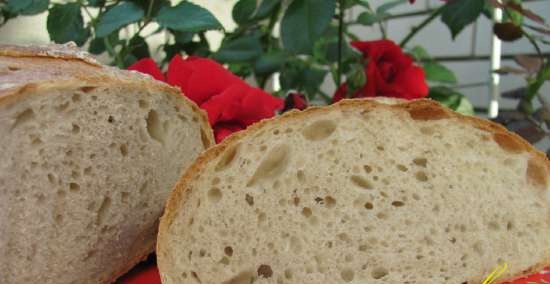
[0,43,214,284]
[157,98,549,284]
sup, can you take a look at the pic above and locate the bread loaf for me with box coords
[157,98,549,284]
[0,43,214,284]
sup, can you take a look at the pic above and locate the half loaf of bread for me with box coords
[0,43,214,284]
[158,98,549,284]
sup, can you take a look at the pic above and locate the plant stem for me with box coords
[336,0,344,87]
[400,5,444,47]
[104,37,123,68]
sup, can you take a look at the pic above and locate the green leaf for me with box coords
[376,0,407,15]
[429,86,473,115]
[408,45,430,61]
[423,62,457,83]
[254,51,285,75]
[89,32,119,55]
[88,0,106,7]
[253,0,281,20]
[173,31,195,44]
[95,2,144,38]
[303,68,327,98]
[156,2,222,32]
[89,38,105,54]
[6,0,33,13]
[357,11,379,26]
[233,0,256,24]
[280,0,336,54]
[214,34,262,62]
[9,0,49,15]
[47,3,89,46]
[441,0,484,39]
[455,96,474,115]
[128,35,150,59]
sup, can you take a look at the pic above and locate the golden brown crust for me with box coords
[0,43,214,284]
[157,98,549,282]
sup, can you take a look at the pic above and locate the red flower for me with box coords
[282,92,308,113]
[333,39,428,103]
[128,56,283,143]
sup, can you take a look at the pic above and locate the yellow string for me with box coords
[482,262,508,284]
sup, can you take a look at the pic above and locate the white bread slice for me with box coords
[157,98,549,284]
[0,43,214,284]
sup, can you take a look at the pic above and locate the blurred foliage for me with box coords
[1,0,549,150]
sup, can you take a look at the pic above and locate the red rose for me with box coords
[282,92,308,113]
[333,39,428,102]
[128,56,283,143]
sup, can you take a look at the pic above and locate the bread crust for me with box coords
[0,43,214,284]
[158,98,549,283]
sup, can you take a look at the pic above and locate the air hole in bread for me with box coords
[55,214,63,224]
[413,158,428,167]
[120,144,128,156]
[350,175,373,190]
[7,65,20,71]
[340,268,354,282]
[391,201,405,207]
[365,202,374,210]
[415,171,428,182]
[396,164,408,172]
[96,196,111,226]
[69,183,80,192]
[191,271,201,282]
[506,221,514,231]
[70,123,80,134]
[257,265,273,278]
[371,267,389,279]
[245,194,254,206]
[224,246,233,257]
[47,173,55,183]
[71,93,81,103]
[377,145,385,151]
[11,108,35,131]
[302,207,312,217]
[364,165,373,173]
[107,115,115,123]
[224,270,254,284]
[146,110,165,144]
[215,144,239,171]
[324,196,336,208]
[208,188,222,203]
[302,120,337,141]
[247,144,290,187]
[79,86,96,93]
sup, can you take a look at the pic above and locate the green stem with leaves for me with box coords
[336,0,344,87]
[400,5,444,47]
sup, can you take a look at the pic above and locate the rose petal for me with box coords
[167,55,242,105]
[127,58,165,82]
[213,123,244,143]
